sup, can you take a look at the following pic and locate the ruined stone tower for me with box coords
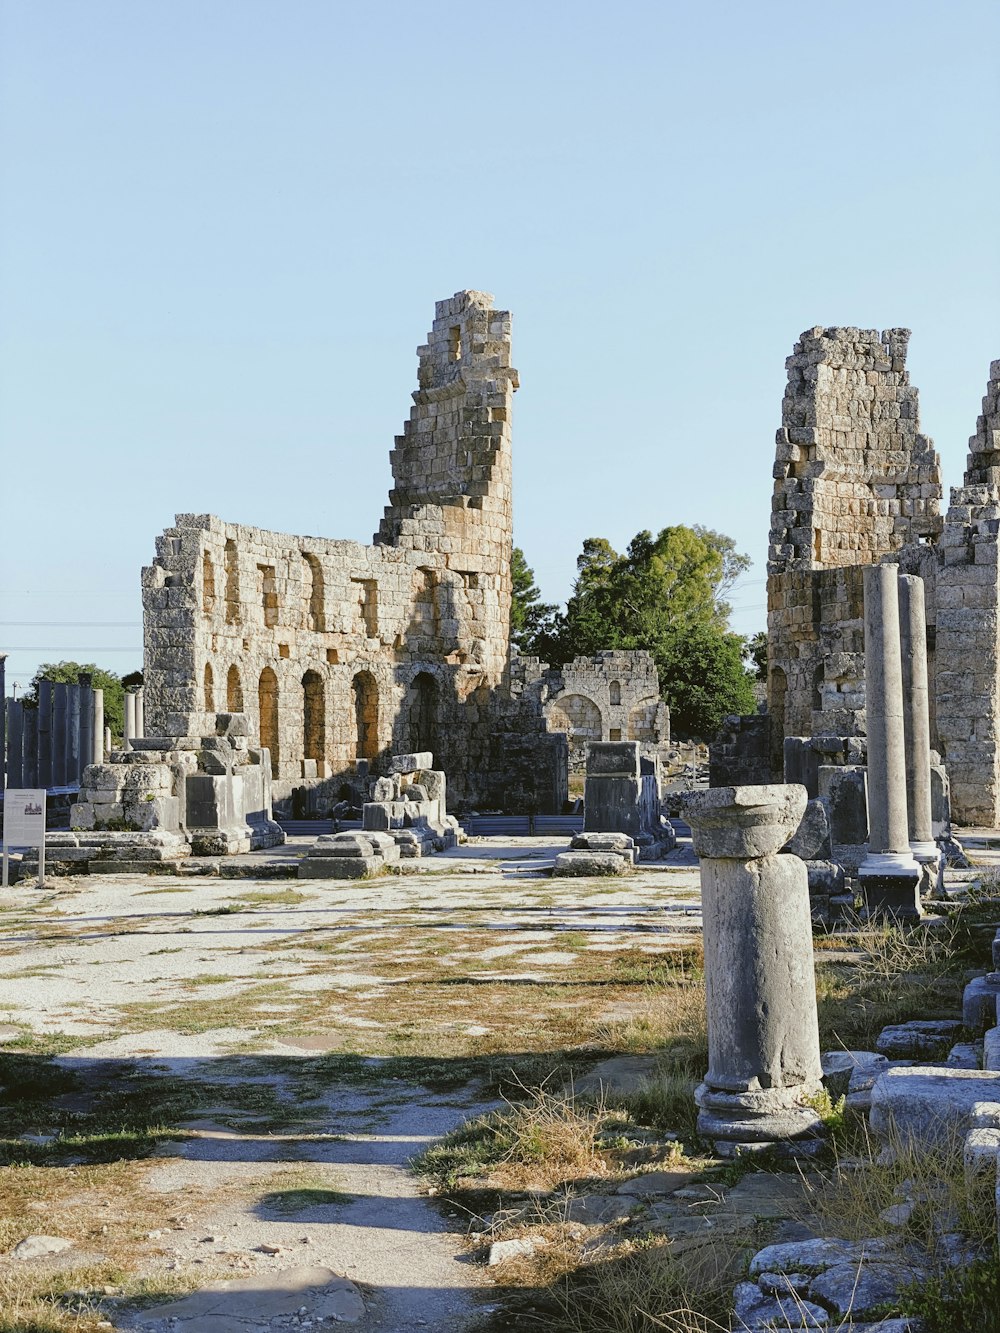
[141,292,530,807]
[766,329,1000,825]
[766,327,943,770]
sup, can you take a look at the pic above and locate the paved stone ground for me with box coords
[0,838,704,1332]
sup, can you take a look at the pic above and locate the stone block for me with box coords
[585,742,640,777]
[783,799,832,860]
[964,973,1000,1033]
[681,785,807,859]
[869,1066,1000,1147]
[298,855,382,880]
[818,765,868,844]
[552,851,631,877]
[390,752,433,774]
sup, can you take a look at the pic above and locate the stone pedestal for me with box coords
[682,784,825,1157]
[860,566,921,919]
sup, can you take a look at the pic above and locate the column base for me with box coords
[859,850,920,875]
[858,867,923,922]
[695,1082,826,1156]
[909,840,940,864]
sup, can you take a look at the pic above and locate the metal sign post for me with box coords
[2,789,46,888]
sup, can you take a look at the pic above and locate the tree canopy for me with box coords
[512,526,757,740]
[24,662,128,738]
[509,546,559,655]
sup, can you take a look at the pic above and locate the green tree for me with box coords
[509,546,559,655]
[746,630,768,682]
[25,662,127,739]
[547,525,755,739]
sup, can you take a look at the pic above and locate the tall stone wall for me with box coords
[142,292,567,811]
[935,361,1000,823]
[766,327,944,769]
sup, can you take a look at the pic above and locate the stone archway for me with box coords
[407,671,438,757]
[352,671,378,761]
[259,667,280,778]
[546,692,602,767]
[302,670,325,765]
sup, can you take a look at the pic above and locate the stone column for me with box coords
[37,680,53,788]
[682,784,826,1157]
[104,726,112,757]
[66,685,81,783]
[135,686,145,740]
[898,573,937,862]
[124,690,136,752]
[52,683,68,785]
[860,565,921,918]
[91,689,104,766]
[0,653,6,787]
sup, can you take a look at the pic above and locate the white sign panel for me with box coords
[3,789,46,888]
[4,790,46,848]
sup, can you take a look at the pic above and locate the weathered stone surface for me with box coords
[869,1066,1000,1147]
[682,784,807,859]
[963,973,1000,1032]
[875,1019,964,1060]
[10,1235,74,1260]
[783,799,833,860]
[731,1280,830,1328]
[749,1237,889,1277]
[552,850,631,877]
[809,1262,924,1318]
[130,1266,364,1326]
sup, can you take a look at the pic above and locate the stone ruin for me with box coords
[553,740,675,876]
[135,291,675,831]
[39,711,284,875]
[298,750,465,881]
[711,329,999,915]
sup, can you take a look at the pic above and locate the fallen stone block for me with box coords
[808,1261,926,1319]
[963,1126,1000,1179]
[875,1019,964,1060]
[869,1066,1000,1148]
[947,1042,982,1068]
[297,856,382,880]
[390,752,433,774]
[552,850,632,877]
[964,973,1000,1032]
[984,1027,1000,1071]
[731,1280,829,1329]
[821,1050,883,1100]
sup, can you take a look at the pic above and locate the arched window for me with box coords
[259,667,279,778]
[609,680,621,706]
[302,670,325,763]
[224,539,240,624]
[227,665,243,713]
[204,662,215,712]
[202,550,216,615]
[302,553,325,632]
[351,671,378,760]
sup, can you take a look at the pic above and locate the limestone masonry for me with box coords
[766,328,1000,825]
[141,293,662,815]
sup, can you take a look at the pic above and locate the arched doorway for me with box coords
[406,671,438,757]
[352,671,378,761]
[302,670,325,764]
[259,667,280,778]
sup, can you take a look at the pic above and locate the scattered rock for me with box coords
[732,1279,829,1328]
[563,1194,633,1225]
[809,1261,925,1318]
[614,1170,690,1197]
[749,1237,889,1278]
[10,1235,74,1260]
[487,1237,547,1265]
[875,1020,963,1060]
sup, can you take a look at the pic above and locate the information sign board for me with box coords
[2,788,46,887]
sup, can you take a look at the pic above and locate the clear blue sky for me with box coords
[1,0,997,695]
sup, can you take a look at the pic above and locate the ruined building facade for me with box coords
[766,326,1000,824]
[141,292,665,813]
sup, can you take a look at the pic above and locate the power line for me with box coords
[2,646,142,652]
[0,621,141,628]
